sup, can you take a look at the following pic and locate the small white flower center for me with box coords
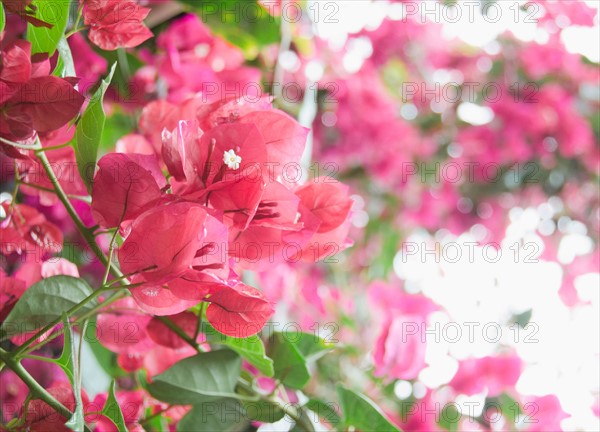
[223,149,242,170]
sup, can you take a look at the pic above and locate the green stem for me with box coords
[194,303,207,340]
[65,26,87,38]
[94,228,117,237]
[34,142,73,153]
[139,406,171,426]
[0,348,92,432]
[19,181,91,203]
[0,136,38,150]
[156,316,205,352]
[102,227,120,286]
[36,140,123,279]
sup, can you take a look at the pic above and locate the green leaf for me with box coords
[305,398,341,426]
[101,381,128,432]
[485,393,522,424]
[204,323,274,377]
[0,276,96,340]
[437,402,460,432]
[241,399,285,423]
[266,332,333,389]
[293,332,334,361]
[55,314,75,381]
[54,36,76,77]
[27,0,71,55]
[40,314,85,432]
[267,333,310,389]
[0,3,5,34]
[178,398,248,432]
[74,63,116,192]
[337,386,401,432]
[148,350,242,404]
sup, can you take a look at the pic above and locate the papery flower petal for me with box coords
[91,153,165,228]
[0,40,32,84]
[196,96,273,131]
[84,0,153,50]
[198,122,267,186]
[130,282,198,316]
[24,384,90,432]
[161,120,203,183]
[7,76,84,134]
[147,312,202,349]
[449,355,522,397]
[143,345,197,378]
[206,282,274,338]
[295,178,353,233]
[116,134,155,155]
[118,202,208,284]
[96,298,154,355]
[239,110,308,175]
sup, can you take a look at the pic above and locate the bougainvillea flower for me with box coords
[196,96,273,131]
[161,120,203,183]
[116,133,155,155]
[91,153,166,228]
[84,0,153,50]
[295,178,353,233]
[368,281,439,316]
[239,110,309,176]
[165,271,227,303]
[205,282,275,338]
[0,368,29,422]
[139,98,202,153]
[521,394,569,432]
[154,13,261,103]
[68,33,108,90]
[23,383,90,432]
[197,122,268,187]
[0,270,26,322]
[0,202,63,256]
[143,344,197,378]
[228,181,305,269]
[285,177,354,262]
[449,355,523,397]
[146,312,203,349]
[373,314,427,380]
[95,298,155,355]
[129,279,200,316]
[0,40,84,146]
[203,171,265,230]
[118,202,211,284]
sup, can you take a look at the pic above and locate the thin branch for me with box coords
[0,136,37,150]
[0,348,93,432]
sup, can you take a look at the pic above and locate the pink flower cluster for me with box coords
[90,96,353,337]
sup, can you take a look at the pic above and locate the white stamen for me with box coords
[223,149,242,170]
